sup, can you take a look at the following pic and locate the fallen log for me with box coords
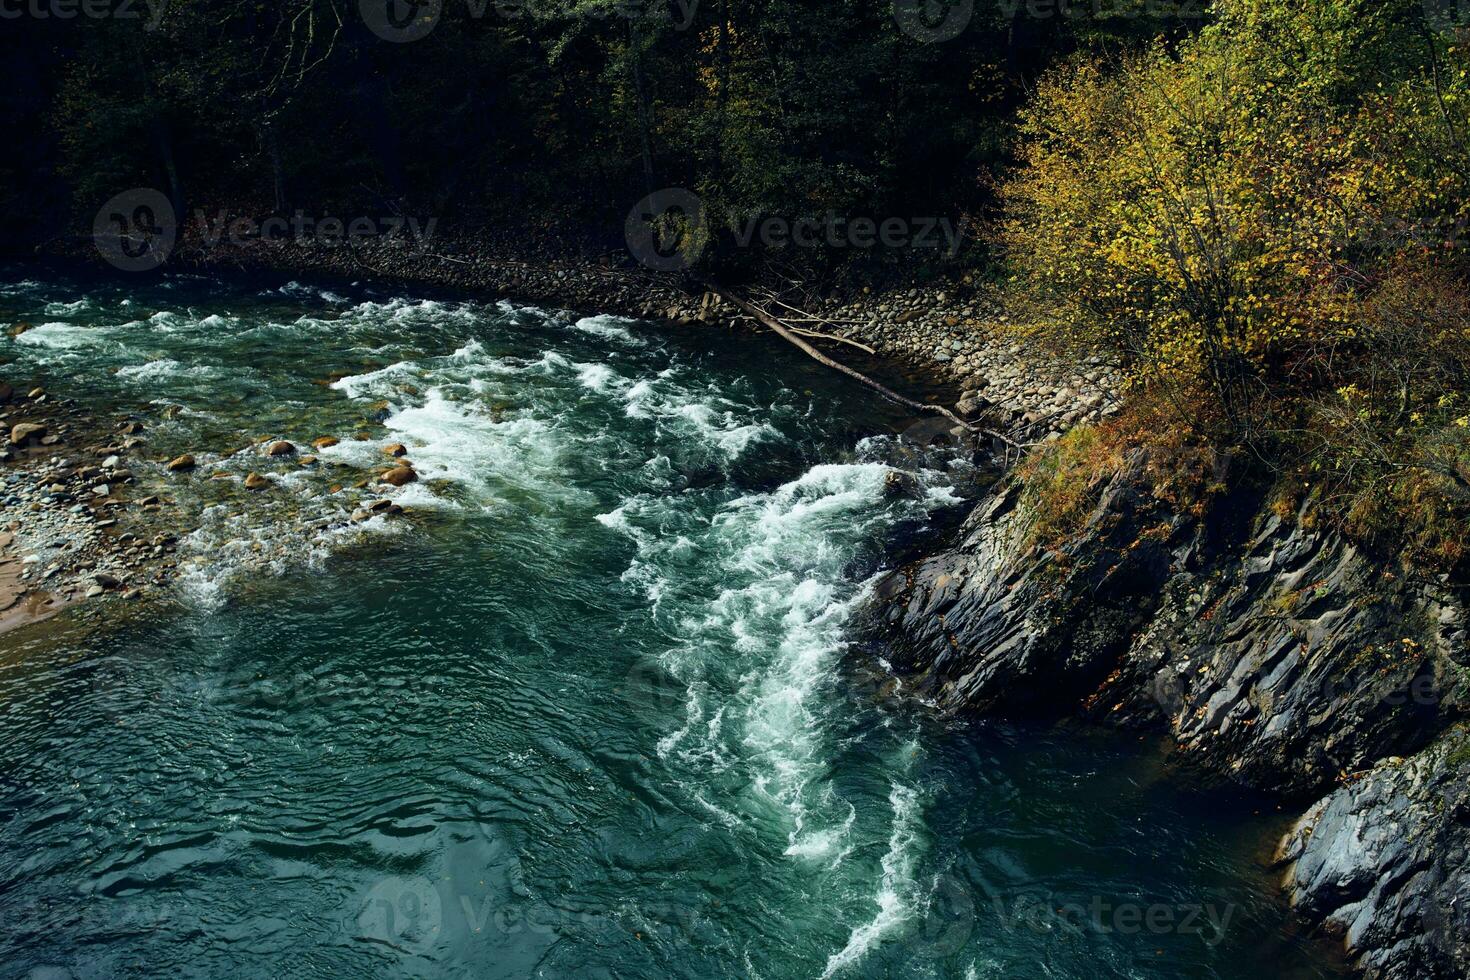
[702,280,1030,451]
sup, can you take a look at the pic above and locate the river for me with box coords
[0,269,1343,978]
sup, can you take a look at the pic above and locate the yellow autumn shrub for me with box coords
[1004,0,1470,566]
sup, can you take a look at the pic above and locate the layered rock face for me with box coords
[1276,734,1470,980]
[862,448,1469,976]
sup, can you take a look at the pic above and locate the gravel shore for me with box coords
[0,379,181,633]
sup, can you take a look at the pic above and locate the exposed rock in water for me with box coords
[380,466,417,487]
[882,469,919,498]
[383,443,408,458]
[860,447,1469,975]
[244,472,269,490]
[1277,729,1470,979]
[167,454,196,472]
[955,391,988,419]
[312,436,340,449]
[266,441,296,457]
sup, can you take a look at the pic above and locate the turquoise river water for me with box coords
[0,269,1344,979]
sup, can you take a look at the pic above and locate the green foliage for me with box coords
[1018,425,1116,550]
[1004,0,1470,568]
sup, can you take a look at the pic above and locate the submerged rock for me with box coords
[312,436,340,450]
[244,472,269,490]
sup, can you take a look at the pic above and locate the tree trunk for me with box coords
[703,281,1027,449]
[629,22,657,198]
[262,118,288,213]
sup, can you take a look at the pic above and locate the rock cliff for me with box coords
[862,447,1469,976]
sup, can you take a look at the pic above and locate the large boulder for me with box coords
[380,466,417,487]
[9,423,45,446]
[1277,730,1470,979]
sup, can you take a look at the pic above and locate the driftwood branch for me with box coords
[787,326,876,353]
[753,290,867,328]
[702,281,1031,451]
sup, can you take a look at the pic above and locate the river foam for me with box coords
[1,272,976,976]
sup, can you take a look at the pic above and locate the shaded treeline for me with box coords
[3,0,1198,279]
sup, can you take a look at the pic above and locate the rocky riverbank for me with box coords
[860,446,1469,977]
[21,235,1106,625]
[0,376,183,633]
[157,235,1123,440]
[0,324,428,630]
